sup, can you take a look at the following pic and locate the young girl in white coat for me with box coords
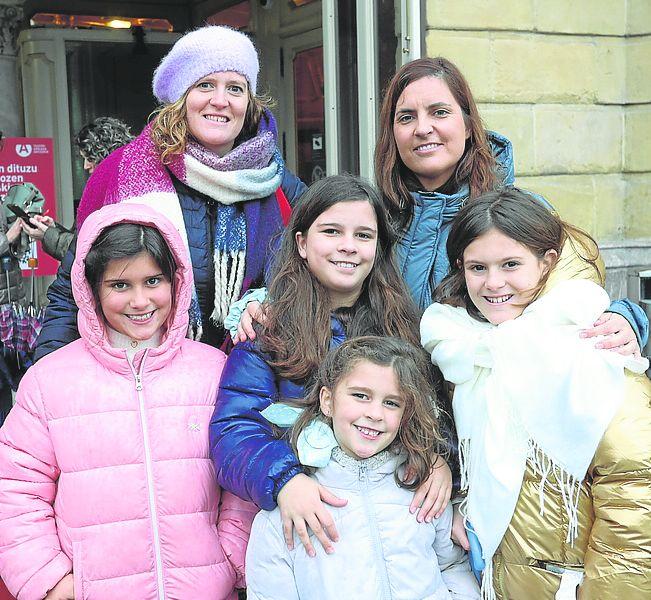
[245,336,480,600]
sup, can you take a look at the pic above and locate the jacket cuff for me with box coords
[41,227,58,257]
[224,287,268,338]
[271,465,304,504]
[608,298,649,348]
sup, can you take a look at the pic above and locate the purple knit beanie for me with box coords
[152,25,259,103]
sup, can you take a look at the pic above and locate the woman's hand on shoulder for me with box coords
[276,473,347,557]
[409,454,452,523]
[45,574,74,599]
[580,312,641,357]
[233,301,266,344]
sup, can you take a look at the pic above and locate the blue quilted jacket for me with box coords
[397,131,648,345]
[33,169,305,359]
[210,317,347,510]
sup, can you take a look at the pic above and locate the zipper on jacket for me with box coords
[358,463,392,600]
[130,352,166,600]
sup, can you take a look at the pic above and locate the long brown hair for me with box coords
[375,57,498,230]
[259,175,420,381]
[149,86,271,164]
[290,336,444,489]
[435,187,601,321]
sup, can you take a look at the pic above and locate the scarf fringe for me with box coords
[527,441,582,544]
[211,250,246,325]
[481,559,497,600]
[187,321,203,341]
[458,437,472,492]
[457,442,498,598]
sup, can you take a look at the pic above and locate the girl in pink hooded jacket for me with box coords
[0,203,257,600]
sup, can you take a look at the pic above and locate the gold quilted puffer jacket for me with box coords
[491,236,651,599]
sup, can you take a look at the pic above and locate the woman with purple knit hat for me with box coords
[34,25,305,357]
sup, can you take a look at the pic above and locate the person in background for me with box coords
[74,116,135,176]
[20,117,135,261]
[0,186,25,426]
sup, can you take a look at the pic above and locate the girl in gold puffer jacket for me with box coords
[421,187,651,599]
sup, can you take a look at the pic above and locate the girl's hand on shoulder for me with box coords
[276,473,347,557]
[580,312,641,357]
[45,573,74,599]
[451,503,469,551]
[409,455,452,523]
[233,301,266,344]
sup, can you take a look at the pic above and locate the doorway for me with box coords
[280,31,325,183]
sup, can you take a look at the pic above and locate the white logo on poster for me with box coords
[15,144,33,158]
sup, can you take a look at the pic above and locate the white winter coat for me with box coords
[246,448,480,600]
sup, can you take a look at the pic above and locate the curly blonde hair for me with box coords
[149,87,273,164]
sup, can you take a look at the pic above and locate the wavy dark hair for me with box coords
[375,57,498,230]
[290,336,444,489]
[435,187,601,321]
[259,174,420,381]
[74,117,134,166]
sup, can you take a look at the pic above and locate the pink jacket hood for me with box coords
[71,203,192,372]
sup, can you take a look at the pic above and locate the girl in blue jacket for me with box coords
[210,174,453,557]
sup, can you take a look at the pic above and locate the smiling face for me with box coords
[295,200,378,309]
[393,76,469,191]
[185,71,249,156]
[99,251,173,341]
[320,360,405,460]
[463,228,557,324]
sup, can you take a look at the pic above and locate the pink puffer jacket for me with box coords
[0,204,258,600]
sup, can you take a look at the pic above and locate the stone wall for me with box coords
[425,0,651,301]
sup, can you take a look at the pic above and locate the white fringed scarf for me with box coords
[421,280,648,599]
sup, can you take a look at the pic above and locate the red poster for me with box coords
[0,138,59,277]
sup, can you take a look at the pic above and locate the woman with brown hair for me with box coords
[374,56,646,353]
